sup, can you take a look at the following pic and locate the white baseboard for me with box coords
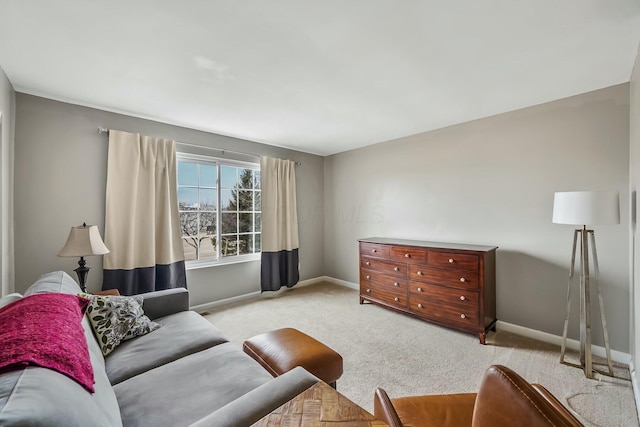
[317,275,359,290]
[496,320,631,365]
[190,276,333,313]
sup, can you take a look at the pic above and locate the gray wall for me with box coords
[0,65,14,297]
[13,94,325,306]
[325,84,631,352]
[630,45,640,384]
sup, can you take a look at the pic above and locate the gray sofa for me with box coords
[0,271,319,427]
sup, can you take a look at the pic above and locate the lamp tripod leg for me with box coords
[589,231,614,376]
[560,229,579,365]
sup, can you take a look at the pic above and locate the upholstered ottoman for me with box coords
[243,328,343,388]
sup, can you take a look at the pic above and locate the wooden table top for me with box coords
[252,381,388,427]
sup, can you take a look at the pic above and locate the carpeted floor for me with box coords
[202,282,638,427]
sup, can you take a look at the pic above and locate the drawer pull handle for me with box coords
[394,282,400,287]
[366,289,371,293]
[417,271,423,276]
[405,253,411,258]
[417,287,423,292]
[417,303,424,309]
[372,249,377,253]
[366,275,371,280]
[460,295,466,301]
[394,297,400,302]
[366,261,370,266]
[460,313,466,319]
[449,258,454,263]
[394,267,400,272]
[460,277,466,283]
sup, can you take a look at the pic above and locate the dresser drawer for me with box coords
[361,286,407,309]
[360,269,408,291]
[409,265,479,289]
[409,282,478,312]
[361,257,407,277]
[410,292,479,328]
[360,242,390,259]
[390,246,427,264]
[428,251,479,271]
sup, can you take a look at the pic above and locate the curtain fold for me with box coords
[102,130,186,295]
[260,156,299,292]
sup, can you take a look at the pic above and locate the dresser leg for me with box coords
[479,332,487,345]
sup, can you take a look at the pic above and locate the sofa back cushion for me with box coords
[0,271,123,426]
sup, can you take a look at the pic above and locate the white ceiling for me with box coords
[1,1,640,156]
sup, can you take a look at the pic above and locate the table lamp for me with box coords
[552,190,619,378]
[58,222,110,292]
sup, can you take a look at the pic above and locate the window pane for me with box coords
[255,233,261,252]
[198,236,216,259]
[221,189,236,211]
[239,169,254,189]
[254,170,261,189]
[239,234,252,255]
[178,161,198,186]
[255,213,261,232]
[178,188,198,211]
[220,166,238,189]
[221,235,238,257]
[180,212,198,237]
[221,212,237,233]
[239,213,252,233]
[199,212,216,235]
[238,191,253,211]
[200,164,217,188]
[182,238,197,261]
[255,191,261,210]
[199,189,217,211]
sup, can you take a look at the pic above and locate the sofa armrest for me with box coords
[188,367,319,427]
[138,288,190,320]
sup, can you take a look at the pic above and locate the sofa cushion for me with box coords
[114,342,273,427]
[0,293,94,392]
[84,294,161,356]
[105,310,228,385]
[24,271,83,296]
[0,353,123,427]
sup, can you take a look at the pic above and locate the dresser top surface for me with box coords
[359,237,498,252]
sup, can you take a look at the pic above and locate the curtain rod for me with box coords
[97,126,301,165]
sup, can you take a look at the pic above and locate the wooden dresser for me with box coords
[359,237,497,344]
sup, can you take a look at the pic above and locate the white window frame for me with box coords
[177,152,261,269]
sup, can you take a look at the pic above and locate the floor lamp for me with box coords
[552,190,619,379]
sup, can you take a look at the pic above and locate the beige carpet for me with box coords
[202,282,638,427]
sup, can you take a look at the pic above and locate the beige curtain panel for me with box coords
[260,156,299,292]
[103,130,186,294]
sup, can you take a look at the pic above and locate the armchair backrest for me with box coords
[472,365,583,427]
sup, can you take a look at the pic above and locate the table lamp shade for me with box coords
[58,224,110,257]
[552,191,620,226]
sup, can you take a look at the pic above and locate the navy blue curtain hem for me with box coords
[260,249,299,292]
[103,260,187,295]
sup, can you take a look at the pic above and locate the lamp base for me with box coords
[74,256,91,293]
[559,228,614,379]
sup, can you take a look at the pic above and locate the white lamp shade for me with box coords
[552,191,620,226]
[58,224,110,257]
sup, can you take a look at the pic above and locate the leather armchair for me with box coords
[374,365,583,427]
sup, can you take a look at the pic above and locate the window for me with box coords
[177,153,261,266]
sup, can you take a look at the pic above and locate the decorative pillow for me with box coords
[0,293,95,393]
[83,294,161,356]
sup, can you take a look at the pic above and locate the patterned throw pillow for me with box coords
[83,294,161,356]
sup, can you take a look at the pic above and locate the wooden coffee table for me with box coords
[252,381,387,426]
